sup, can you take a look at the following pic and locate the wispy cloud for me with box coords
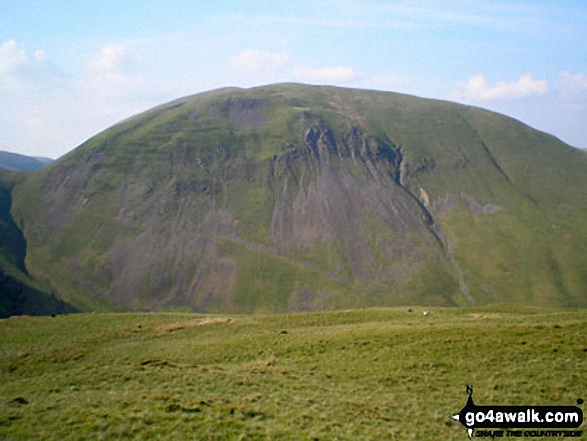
[82,43,148,99]
[559,71,587,92]
[0,39,168,157]
[229,49,290,71]
[453,73,548,102]
[0,39,66,92]
[293,66,362,84]
[333,0,554,34]
[226,12,419,30]
[86,44,131,73]
[0,40,28,74]
[362,73,413,90]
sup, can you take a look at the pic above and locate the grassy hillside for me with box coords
[0,306,585,439]
[0,170,76,318]
[9,84,587,312]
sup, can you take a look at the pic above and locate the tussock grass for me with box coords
[1,306,586,439]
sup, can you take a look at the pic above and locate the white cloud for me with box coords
[86,44,130,72]
[78,71,147,99]
[0,40,66,93]
[293,66,362,84]
[453,73,548,101]
[0,40,169,157]
[34,50,46,62]
[0,40,28,73]
[80,43,151,101]
[229,49,290,71]
[559,71,587,92]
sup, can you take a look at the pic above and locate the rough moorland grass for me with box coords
[1,305,585,440]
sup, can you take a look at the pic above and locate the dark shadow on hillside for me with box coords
[0,170,77,318]
[0,271,78,318]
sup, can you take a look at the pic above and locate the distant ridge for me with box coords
[0,150,54,171]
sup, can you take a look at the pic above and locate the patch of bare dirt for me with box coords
[209,98,266,129]
[469,313,501,319]
[155,317,234,334]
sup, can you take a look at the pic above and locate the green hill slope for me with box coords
[0,170,76,317]
[9,84,587,312]
[0,307,586,439]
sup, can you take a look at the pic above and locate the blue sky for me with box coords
[1,0,586,158]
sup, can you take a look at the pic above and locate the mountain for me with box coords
[6,84,587,313]
[0,150,54,171]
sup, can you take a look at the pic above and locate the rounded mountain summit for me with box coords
[10,83,587,312]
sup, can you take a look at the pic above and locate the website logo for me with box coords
[451,385,584,438]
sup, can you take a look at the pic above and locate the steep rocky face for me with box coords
[10,84,587,312]
[271,126,442,282]
[25,125,453,311]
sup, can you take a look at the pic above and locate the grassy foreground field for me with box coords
[1,305,586,440]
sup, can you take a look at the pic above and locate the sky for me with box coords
[1,0,586,159]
